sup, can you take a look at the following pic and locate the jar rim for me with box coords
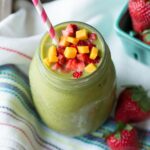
[37,21,108,88]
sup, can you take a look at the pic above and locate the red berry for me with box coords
[58,54,66,65]
[115,86,150,123]
[77,40,88,46]
[88,33,97,41]
[107,124,139,150]
[86,40,96,50]
[128,0,150,33]
[62,24,78,37]
[76,62,85,72]
[77,54,89,63]
[65,59,78,71]
[73,71,83,78]
[51,63,62,71]
[57,46,65,54]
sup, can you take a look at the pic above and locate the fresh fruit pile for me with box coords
[43,24,101,79]
[106,85,150,150]
[128,0,150,45]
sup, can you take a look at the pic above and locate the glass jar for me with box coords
[29,21,116,136]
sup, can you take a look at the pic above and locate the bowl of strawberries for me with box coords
[115,0,150,65]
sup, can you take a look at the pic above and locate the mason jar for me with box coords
[29,21,116,136]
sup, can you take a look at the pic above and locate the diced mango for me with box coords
[59,36,69,46]
[48,55,58,63]
[85,63,96,73]
[77,46,89,54]
[64,47,77,58]
[48,45,58,63]
[66,37,79,45]
[48,45,57,57]
[76,29,88,40]
[43,58,51,67]
[90,47,98,60]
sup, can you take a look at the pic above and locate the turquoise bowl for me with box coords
[115,3,150,66]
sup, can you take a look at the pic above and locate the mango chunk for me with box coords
[64,47,77,58]
[76,29,88,40]
[90,47,98,60]
[48,55,58,63]
[43,58,50,67]
[48,45,57,57]
[59,36,69,46]
[66,37,79,45]
[85,63,96,73]
[77,46,89,54]
[48,45,58,63]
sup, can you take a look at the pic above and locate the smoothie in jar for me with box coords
[29,21,116,136]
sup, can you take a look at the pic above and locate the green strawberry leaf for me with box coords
[142,29,150,42]
[116,122,126,131]
[131,86,150,112]
[125,124,133,131]
[139,96,150,112]
[114,132,121,140]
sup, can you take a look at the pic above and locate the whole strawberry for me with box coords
[107,124,139,150]
[128,0,150,33]
[115,86,150,123]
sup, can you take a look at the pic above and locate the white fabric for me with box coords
[0,0,150,130]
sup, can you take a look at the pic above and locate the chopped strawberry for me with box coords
[65,59,78,71]
[62,24,78,37]
[73,71,83,78]
[52,62,62,71]
[77,62,85,72]
[70,44,77,49]
[57,46,65,55]
[92,56,100,64]
[77,54,90,63]
[77,40,88,46]
[58,54,66,65]
[88,33,97,41]
[86,40,96,50]
[70,24,78,32]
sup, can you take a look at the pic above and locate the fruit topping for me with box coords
[88,33,97,41]
[90,47,98,60]
[43,23,101,79]
[77,46,89,54]
[43,58,50,67]
[76,29,88,40]
[48,45,58,63]
[64,47,77,59]
[59,36,69,47]
[73,71,83,79]
[66,37,79,45]
[85,63,97,73]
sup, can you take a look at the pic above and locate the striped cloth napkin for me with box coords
[0,64,149,150]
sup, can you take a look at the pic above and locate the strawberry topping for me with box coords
[73,71,83,78]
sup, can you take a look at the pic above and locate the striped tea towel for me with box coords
[0,64,149,150]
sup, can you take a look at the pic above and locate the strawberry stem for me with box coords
[114,132,121,139]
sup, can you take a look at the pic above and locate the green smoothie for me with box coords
[29,21,116,136]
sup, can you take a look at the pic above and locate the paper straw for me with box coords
[32,0,58,44]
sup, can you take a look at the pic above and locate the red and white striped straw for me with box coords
[32,0,58,44]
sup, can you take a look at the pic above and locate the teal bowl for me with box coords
[115,3,150,66]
